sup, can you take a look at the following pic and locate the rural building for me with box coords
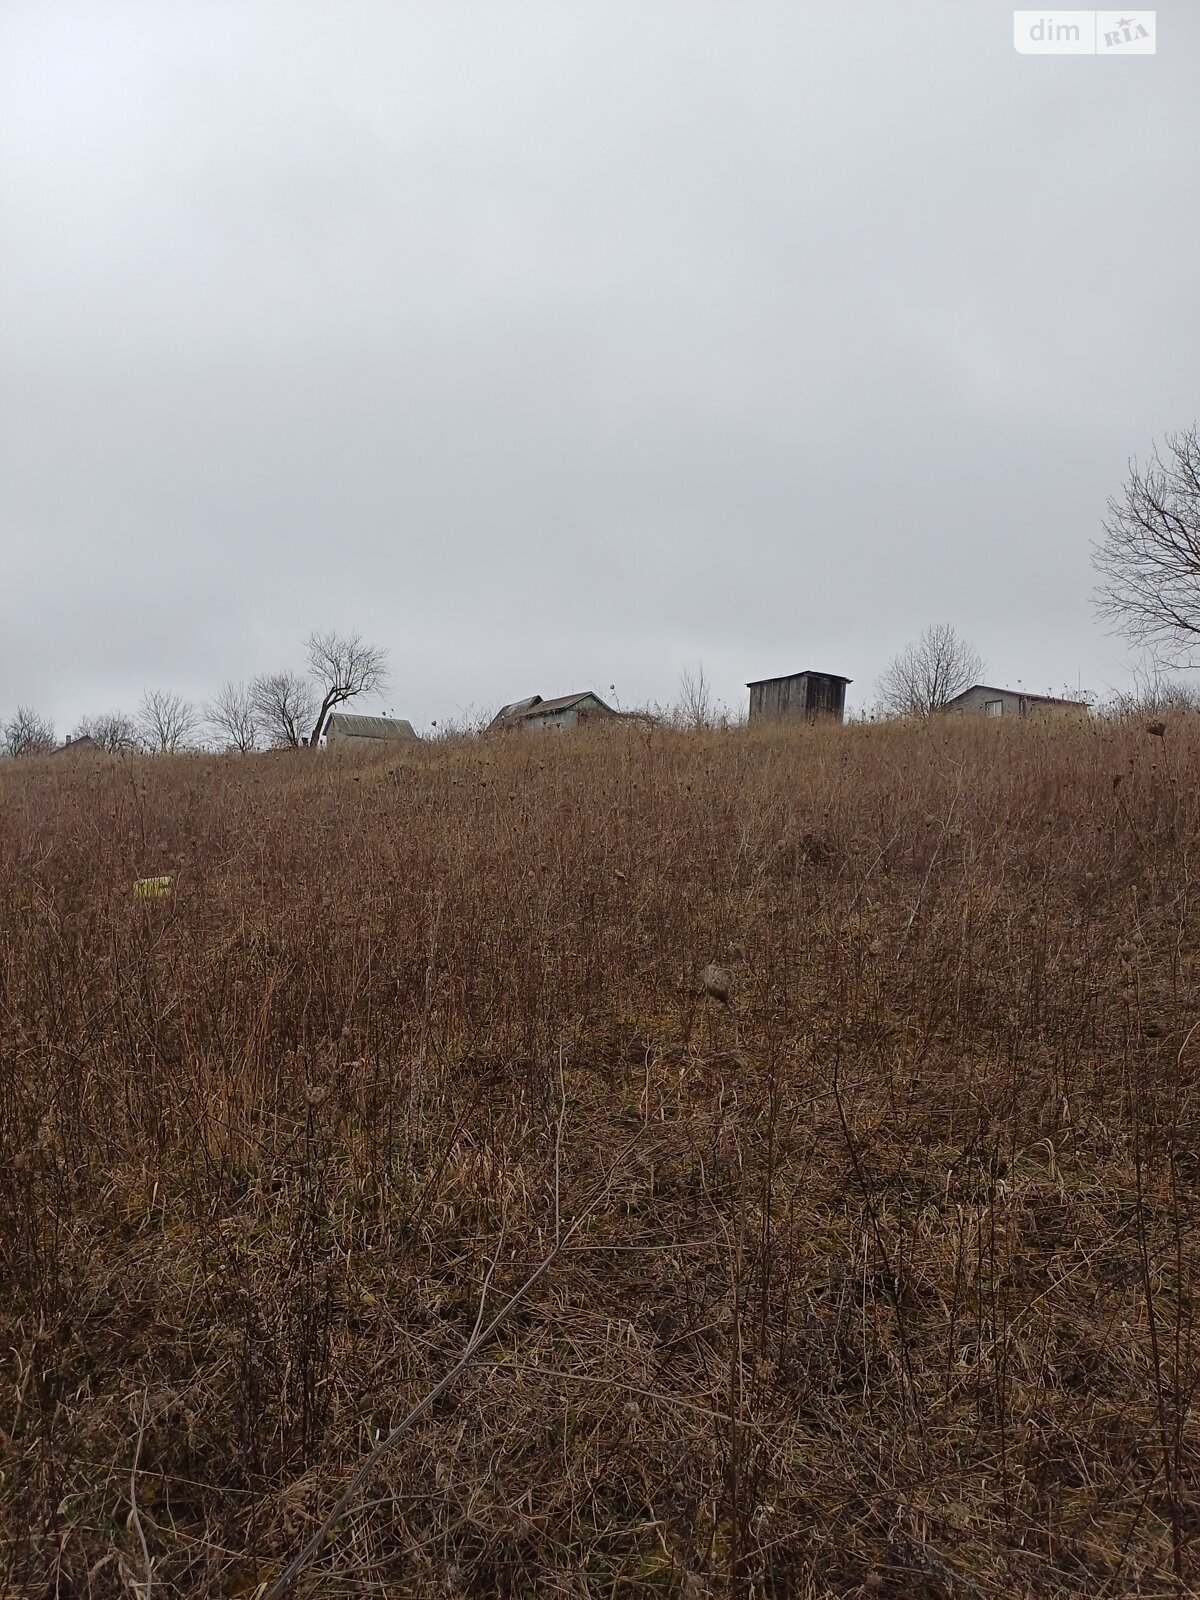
[941,685,1088,720]
[747,670,851,724]
[324,712,418,746]
[487,692,619,735]
[51,734,103,757]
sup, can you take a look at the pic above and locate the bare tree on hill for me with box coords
[3,705,56,757]
[73,711,139,753]
[250,670,316,749]
[206,682,260,753]
[137,690,199,754]
[877,624,984,717]
[306,630,389,745]
[1094,425,1200,662]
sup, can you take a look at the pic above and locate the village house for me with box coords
[487,692,619,734]
[50,734,103,757]
[941,685,1088,720]
[747,670,851,724]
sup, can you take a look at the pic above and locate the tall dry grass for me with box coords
[1,714,1198,1597]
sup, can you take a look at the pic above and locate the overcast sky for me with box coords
[2,1,1198,732]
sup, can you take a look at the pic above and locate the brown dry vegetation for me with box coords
[2,716,1199,1598]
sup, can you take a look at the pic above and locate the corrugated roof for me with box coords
[325,713,417,740]
[487,695,543,730]
[525,691,611,716]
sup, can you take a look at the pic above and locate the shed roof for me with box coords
[746,670,852,687]
[325,713,417,740]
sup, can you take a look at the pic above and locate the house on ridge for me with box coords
[487,691,619,735]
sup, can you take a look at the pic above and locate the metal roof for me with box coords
[487,695,543,730]
[525,691,613,716]
[325,713,417,740]
[488,691,615,728]
[746,670,852,686]
[941,685,1087,709]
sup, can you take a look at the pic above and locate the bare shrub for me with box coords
[3,704,56,756]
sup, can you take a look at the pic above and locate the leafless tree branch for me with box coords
[876,624,983,717]
[205,682,260,753]
[1094,426,1200,662]
[137,690,199,754]
[306,630,390,746]
[250,671,316,750]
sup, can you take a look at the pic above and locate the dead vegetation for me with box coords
[2,714,1199,1597]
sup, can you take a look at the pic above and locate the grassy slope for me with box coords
[1,716,1198,1597]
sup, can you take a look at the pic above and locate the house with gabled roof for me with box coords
[487,691,618,734]
[941,685,1088,720]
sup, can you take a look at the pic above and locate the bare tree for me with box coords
[877,624,984,717]
[305,629,390,745]
[251,670,316,749]
[3,705,56,757]
[1094,426,1200,660]
[73,711,140,753]
[674,661,715,730]
[137,690,198,754]
[206,681,260,753]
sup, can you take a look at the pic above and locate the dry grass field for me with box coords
[3,715,1199,1598]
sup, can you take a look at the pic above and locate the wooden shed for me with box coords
[747,670,851,724]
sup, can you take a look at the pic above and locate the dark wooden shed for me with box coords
[747,670,851,724]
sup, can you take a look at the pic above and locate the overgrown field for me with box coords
[2,717,1199,1598]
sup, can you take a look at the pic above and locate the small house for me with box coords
[51,734,103,757]
[324,712,418,746]
[941,686,1087,720]
[487,692,618,734]
[747,670,851,724]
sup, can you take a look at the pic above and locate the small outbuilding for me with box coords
[941,685,1087,720]
[324,712,418,746]
[487,692,619,734]
[747,670,851,724]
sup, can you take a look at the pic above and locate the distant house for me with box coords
[487,692,619,734]
[747,670,851,724]
[324,712,418,746]
[941,685,1088,720]
[51,734,102,757]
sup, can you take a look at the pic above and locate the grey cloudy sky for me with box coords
[2,1,1198,731]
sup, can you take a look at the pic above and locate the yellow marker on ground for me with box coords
[134,876,173,898]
